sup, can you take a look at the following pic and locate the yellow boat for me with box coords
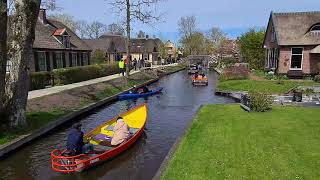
[51,104,148,173]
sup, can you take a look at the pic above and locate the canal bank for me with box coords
[0,65,185,158]
[0,70,234,180]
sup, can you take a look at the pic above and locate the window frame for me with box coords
[55,51,64,69]
[71,52,78,67]
[82,52,88,66]
[37,51,47,72]
[6,59,11,73]
[290,47,304,70]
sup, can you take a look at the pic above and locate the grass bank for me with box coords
[217,79,320,93]
[0,65,185,145]
[163,104,320,179]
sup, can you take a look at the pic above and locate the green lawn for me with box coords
[163,104,320,179]
[217,79,320,93]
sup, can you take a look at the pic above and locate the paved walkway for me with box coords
[28,64,178,100]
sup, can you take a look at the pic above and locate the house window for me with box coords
[55,52,64,69]
[82,53,88,65]
[72,53,77,66]
[62,35,70,48]
[290,48,303,70]
[37,51,47,71]
[311,25,320,32]
[6,59,11,73]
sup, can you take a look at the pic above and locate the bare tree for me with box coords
[106,23,124,35]
[137,30,145,38]
[5,0,41,127]
[0,0,7,117]
[76,20,89,38]
[49,13,78,32]
[178,15,197,55]
[207,27,226,47]
[178,15,197,39]
[87,21,107,39]
[108,0,162,77]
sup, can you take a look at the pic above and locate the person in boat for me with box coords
[111,117,130,146]
[67,123,94,155]
[194,72,199,79]
[141,86,150,94]
[129,85,138,94]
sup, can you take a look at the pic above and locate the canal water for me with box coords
[0,70,234,180]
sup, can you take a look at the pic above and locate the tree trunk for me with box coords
[0,0,7,119]
[6,0,41,127]
[125,0,131,78]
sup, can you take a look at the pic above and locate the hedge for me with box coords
[53,63,118,85]
[30,72,51,90]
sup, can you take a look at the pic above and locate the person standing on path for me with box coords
[119,59,125,76]
[133,58,137,71]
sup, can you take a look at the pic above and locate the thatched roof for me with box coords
[84,35,161,53]
[271,11,320,46]
[33,19,91,51]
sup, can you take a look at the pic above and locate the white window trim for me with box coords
[37,51,47,72]
[55,51,63,69]
[289,47,304,70]
[72,52,78,66]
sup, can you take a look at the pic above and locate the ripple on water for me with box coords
[0,70,234,180]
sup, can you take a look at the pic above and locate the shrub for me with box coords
[314,75,320,83]
[248,90,273,112]
[144,62,152,67]
[91,49,106,64]
[30,72,51,90]
[219,65,250,81]
[53,63,118,85]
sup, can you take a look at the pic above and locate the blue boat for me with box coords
[118,87,163,100]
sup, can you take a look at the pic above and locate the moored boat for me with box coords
[118,87,163,100]
[51,104,148,173]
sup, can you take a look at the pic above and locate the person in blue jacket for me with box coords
[67,123,93,155]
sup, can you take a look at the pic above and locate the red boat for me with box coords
[51,104,148,173]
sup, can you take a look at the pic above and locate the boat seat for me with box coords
[104,125,139,135]
[93,134,112,142]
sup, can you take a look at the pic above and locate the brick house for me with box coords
[264,11,320,78]
[84,35,161,64]
[21,9,92,72]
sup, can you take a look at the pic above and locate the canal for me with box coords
[0,70,234,180]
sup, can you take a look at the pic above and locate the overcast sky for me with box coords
[53,0,320,41]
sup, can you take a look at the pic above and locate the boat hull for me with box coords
[118,87,163,100]
[51,104,147,173]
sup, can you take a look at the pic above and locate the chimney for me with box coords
[38,8,47,24]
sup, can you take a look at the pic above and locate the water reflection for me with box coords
[0,70,234,180]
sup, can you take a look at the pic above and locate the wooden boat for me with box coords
[118,87,163,100]
[51,104,148,173]
[192,74,208,86]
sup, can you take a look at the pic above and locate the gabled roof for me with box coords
[33,19,91,51]
[84,35,161,53]
[271,11,320,46]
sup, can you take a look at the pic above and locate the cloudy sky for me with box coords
[54,0,320,41]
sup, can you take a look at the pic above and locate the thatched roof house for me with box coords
[84,35,161,63]
[264,11,320,78]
